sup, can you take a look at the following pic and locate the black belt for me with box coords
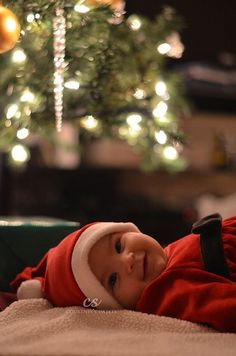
[191,213,230,278]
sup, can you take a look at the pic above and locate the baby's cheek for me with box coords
[116,280,146,309]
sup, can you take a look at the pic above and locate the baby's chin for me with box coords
[144,251,167,283]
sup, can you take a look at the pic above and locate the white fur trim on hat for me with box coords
[71,222,140,310]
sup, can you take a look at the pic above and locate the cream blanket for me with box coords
[0,299,235,356]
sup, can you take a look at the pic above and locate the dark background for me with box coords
[126,0,236,64]
[126,0,236,112]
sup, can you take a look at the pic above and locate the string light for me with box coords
[126,114,142,138]
[11,144,30,163]
[20,89,35,103]
[157,43,171,55]
[133,88,145,99]
[26,13,35,23]
[163,145,178,160]
[157,33,184,58]
[12,49,27,63]
[127,15,141,31]
[16,128,29,140]
[129,125,142,137]
[74,3,90,13]
[6,104,18,119]
[81,115,98,130]
[5,119,12,128]
[155,130,167,145]
[64,79,80,90]
[152,101,168,119]
[155,81,167,97]
[126,113,142,126]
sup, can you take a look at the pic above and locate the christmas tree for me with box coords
[0,0,188,171]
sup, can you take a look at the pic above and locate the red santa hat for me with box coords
[12,221,140,310]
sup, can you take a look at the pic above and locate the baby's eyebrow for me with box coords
[111,232,122,239]
[108,232,122,250]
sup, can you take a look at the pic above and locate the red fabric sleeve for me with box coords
[136,268,236,332]
[137,217,236,332]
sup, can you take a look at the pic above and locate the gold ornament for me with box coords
[0,5,21,54]
[86,0,125,11]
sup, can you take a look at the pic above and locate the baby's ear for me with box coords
[17,279,44,300]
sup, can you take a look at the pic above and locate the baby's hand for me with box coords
[17,280,44,300]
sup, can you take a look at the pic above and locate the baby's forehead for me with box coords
[100,229,137,244]
[105,231,123,240]
[106,230,137,241]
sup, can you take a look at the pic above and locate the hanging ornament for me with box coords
[0,5,21,54]
[86,0,125,12]
[86,0,125,24]
[53,2,66,132]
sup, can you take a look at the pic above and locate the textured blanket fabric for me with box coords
[0,299,235,356]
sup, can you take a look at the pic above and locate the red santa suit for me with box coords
[136,215,236,332]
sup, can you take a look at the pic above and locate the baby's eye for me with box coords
[115,240,121,254]
[109,272,117,289]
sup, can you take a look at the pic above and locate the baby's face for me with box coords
[88,230,167,309]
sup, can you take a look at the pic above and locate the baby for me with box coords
[11,215,236,332]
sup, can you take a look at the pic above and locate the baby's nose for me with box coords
[124,252,135,274]
[123,251,145,278]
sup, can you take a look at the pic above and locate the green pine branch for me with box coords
[0,1,188,171]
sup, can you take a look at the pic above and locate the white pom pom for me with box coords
[17,279,44,300]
